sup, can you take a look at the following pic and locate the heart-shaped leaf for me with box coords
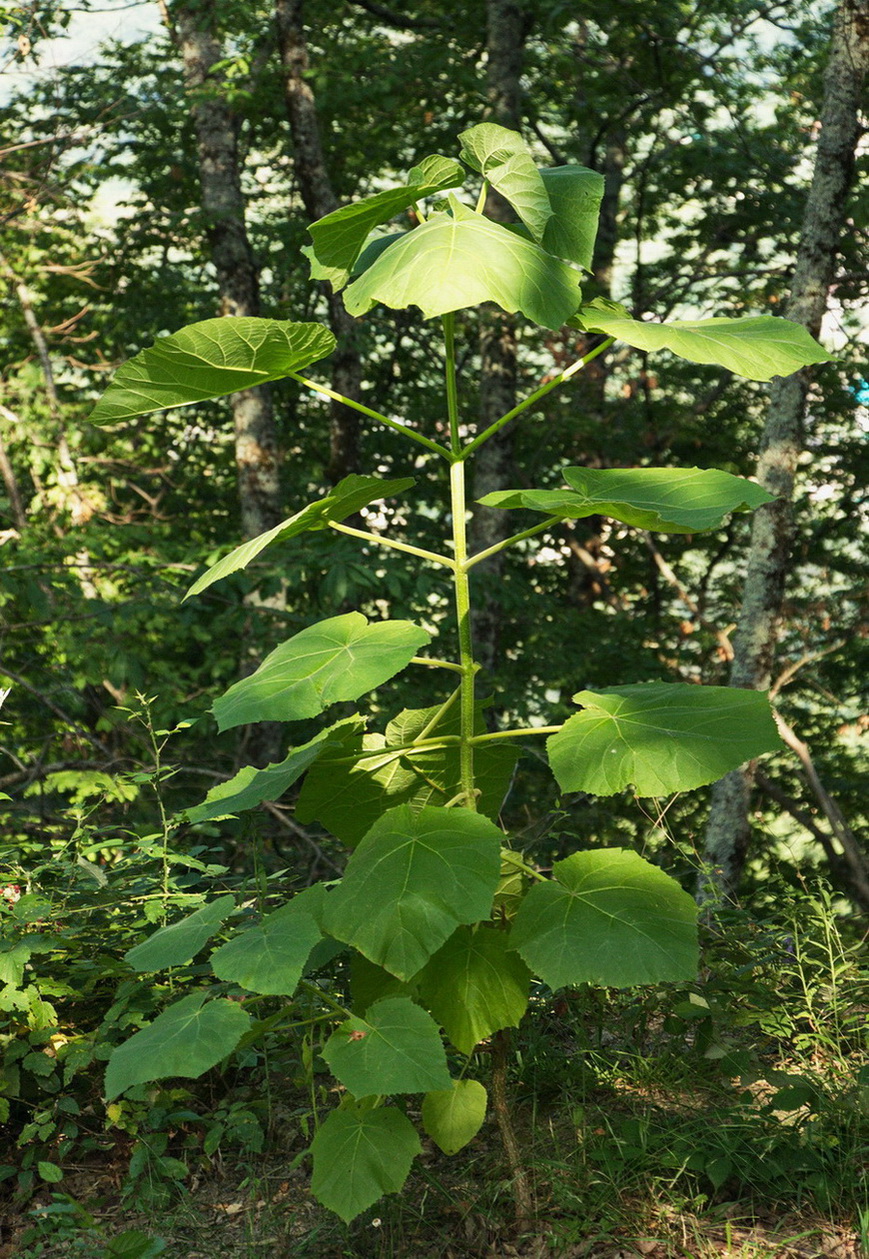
[459,123,552,241]
[322,996,451,1096]
[480,466,773,534]
[417,925,530,1054]
[322,804,503,980]
[124,896,236,972]
[310,1104,420,1222]
[539,166,605,270]
[422,1080,487,1155]
[547,683,781,797]
[212,613,429,730]
[90,318,336,423]
[209,904,322,995]
[511,849,698,988]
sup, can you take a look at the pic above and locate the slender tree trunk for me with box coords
[700,0,869,901]
[170,0,282,542]
[469,0,528,679]
[275,0,362,483]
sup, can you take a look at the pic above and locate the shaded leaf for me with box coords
[209,905,322,995]
[539,166,605,270]
[417,926,530,1054]
[547,683,781,796]
[124,897,235,972]
[310,1104,421,1222]
[105,994,250,1098]
[323,804,503,980]
[480,465,773,534]
[322,996,451,1095]
[511,849,698,989]
[212,613,429,731]
[90,319,335,423]
[185,475,415,600]
[422,1080,487,1155]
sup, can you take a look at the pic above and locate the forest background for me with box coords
[1,0,868,1255]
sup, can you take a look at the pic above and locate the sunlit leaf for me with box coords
[310,1104,420,1222]
[459,123,552,240]
[212,612,429,730]
[322,996,451,1095]
[422,1080,487,1155]
[90,318,335,423]
[184,475,415,599]
[511,849,698,988]
[539,166,605,270]
[480,466,773,534]
[548,683,781,797]
[124,896,235,972]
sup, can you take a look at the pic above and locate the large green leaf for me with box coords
[511,849,698,989]
[322,804,503,980]
[305,154,464,290]
[105,993,250,1098]
[296,703,517,846]
[310,1104,421,1222]
[480,466,773,534]
[422,1080,488,1155]
[212,613,429,731]
[185,475,415,600]
[90,318,336,423]
[322,996,451,1096]
[209,904,322,995]
[539,166,605,270]
[417,926,530,1055]
[575,302,833,381]
[343,202,583,329]
[458,123,552,241]
[124,896,235,972]
[547,683,781,797]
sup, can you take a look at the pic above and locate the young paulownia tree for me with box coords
[90,124,831,1222]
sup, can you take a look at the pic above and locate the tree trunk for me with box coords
[700,0,869,902]
[275,0,362,484]
[470,0,528,680]
[171,0,282,542]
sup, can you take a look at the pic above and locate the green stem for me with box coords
[328,520,455,569]
[461,336,615,459]
[289,371,452,460]
[418,685,461,740]
[450,459,477,809]
[470,725,563,743]
[442,313,461,454]
[410,656,464,674]
[475,179,489,215]
[466,516,562,570]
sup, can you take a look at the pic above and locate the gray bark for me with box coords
[701,0,869,901]
[470,0,528,679]
[173,0,281,542]
[275,0,362,484]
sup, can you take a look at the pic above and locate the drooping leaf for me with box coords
[185,476,415,600]
[90,319,336,423]
[105,993,250,1098]
[458,123,552,241]
[574,302,834,381]
[310,1104,421,1222]
[212,613,429,731]
[480,466,773,534]
[209,904,322,995]
[511,849,698,989]
[305,154,464,290]
[124,897,235,972]
[539,167,605,270]
[417,926,531,1055]
[322,804,503,980]
[422,1080,488,1155]
[322,997,451,1096]
[343,203,582,329]
[547,683,781,797]
[296,702,517,846]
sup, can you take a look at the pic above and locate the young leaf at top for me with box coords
[511,849,699,990]
[322,996,451,1096]
[305,153,464,290]
[343,201,583,329]
[212,612,429,731]
[574,302,834,381]
[89,318,336,423]
[209,903,322,996]
[310,1104,421,1222]
[547,683,781,797]
[458,123,552,241]
[539,166,605,270]
[322,804,503,980]
[480,466,773,534]
[422,1080,488,1156]
[105,993,250,1098]
[184,475,415,600]
[124,895,236,972]
[416,925,531,1055]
